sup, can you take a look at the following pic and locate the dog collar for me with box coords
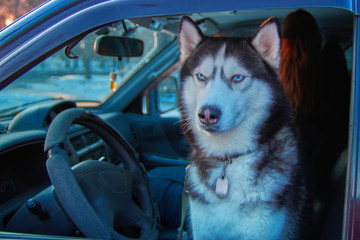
[197,149,256,199]
[202,148,256,162]
[213,149,257,199]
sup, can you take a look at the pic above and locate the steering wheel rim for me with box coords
[44,108,159,240]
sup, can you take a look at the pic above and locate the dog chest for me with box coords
[186,155,293,239]
[189,199,287,240]
[187,153,291,204]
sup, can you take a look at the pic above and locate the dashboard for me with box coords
[0,137,47,207]
[0,100,110,230]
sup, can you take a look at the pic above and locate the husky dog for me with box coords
[178,16,307,240]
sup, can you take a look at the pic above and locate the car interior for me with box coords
[0,6,355,240]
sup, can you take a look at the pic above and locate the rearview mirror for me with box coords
[94,35,144,57]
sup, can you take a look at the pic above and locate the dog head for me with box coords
[179,16,290,157]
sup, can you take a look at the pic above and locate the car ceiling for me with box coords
[133,7,353,41]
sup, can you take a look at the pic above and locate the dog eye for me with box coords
[196,73,207,81]
[231,74,245,82]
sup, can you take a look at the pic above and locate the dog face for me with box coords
[179,17,285,157]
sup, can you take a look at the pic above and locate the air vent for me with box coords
[70,135,86,151]
[70,132,100,151]
[84,131,100,145]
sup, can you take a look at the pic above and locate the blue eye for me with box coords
[231,74,245,82]
[196,73,206,81]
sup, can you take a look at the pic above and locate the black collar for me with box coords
[200,148,257,162]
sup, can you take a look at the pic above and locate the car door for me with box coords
[126,61,189,169]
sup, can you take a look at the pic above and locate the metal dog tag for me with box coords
[215,177,228,199]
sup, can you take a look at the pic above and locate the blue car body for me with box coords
[0,0,359,239]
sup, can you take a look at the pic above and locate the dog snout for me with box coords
[198,106,221,125]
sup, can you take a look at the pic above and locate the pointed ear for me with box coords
[179,16,205,63]
[251,18,281,70]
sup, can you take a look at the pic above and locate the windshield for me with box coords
[0,20,175,116]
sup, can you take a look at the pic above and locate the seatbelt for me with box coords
[178,167,189,240]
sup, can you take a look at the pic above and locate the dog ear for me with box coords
[251,18,281,70]
[179,16,204,63]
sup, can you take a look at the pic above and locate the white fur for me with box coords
[190,199,286,240]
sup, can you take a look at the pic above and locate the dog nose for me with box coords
[198,106,221,125]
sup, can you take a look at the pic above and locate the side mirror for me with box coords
[94,35,144,57]
[156,76,179,113]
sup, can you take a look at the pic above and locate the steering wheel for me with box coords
[44,108,159,240]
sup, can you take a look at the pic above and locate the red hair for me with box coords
[279,9,322,125]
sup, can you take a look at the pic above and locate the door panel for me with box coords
[127,114,189,169]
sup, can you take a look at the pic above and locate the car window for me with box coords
[142,61,182,117]
[157,76,179,112]
[0,21,175,116]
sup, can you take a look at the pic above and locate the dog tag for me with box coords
[215,177,228,199]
